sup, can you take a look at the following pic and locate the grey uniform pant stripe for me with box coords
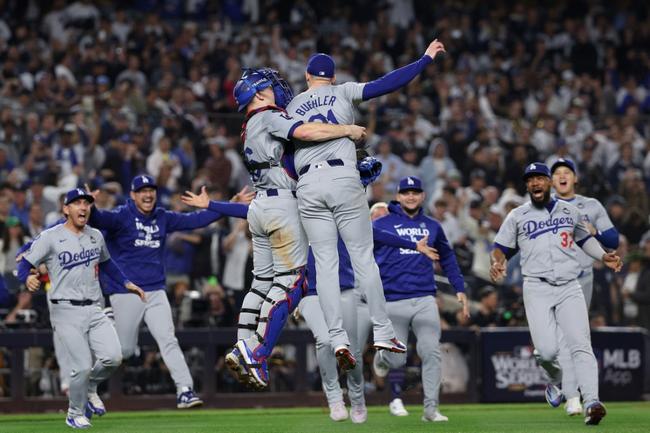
[50,303,122,417]
[110,290,193,391]
[523,278,599,404]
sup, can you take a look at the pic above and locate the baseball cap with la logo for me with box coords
[131,174,158,192]
[523,162,551,180]
[398,176,423,193]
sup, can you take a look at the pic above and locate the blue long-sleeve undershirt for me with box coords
[595,227,619,249]
[207,201,249,219]
[16,257,34,283]
[494,242,519,260]
[99,258,130,286]
[362,55,433,100]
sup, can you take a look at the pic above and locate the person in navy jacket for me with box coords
[86,174,226,409]
[371,176,469,423]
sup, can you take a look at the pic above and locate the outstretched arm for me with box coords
[362,39,445,100]
[292,123,366,142]
[182,186,249,219]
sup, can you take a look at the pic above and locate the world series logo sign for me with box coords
[481,328,646,402]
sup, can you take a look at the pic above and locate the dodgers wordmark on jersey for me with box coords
[23,224,110,301]
[494,199,591,284]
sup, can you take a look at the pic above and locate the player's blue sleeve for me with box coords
[88,206,122,230]
[595,227,619,249]
[165,209,223,232]
[16,257,35,283]
[361,55,433,101]
[372,228,417,249]
[99,257,130,285]
[207,201,248,219]
[433,227,465,293]
[493,242,519,259]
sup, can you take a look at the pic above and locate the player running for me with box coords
[286,39,447,366]
[371,176,469,423]
[16,188,145,429]
[490,163,622,426]
[551,158,620,416]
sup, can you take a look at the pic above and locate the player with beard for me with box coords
[490,163,622,426]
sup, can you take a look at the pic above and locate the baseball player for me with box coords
[209,67,366,389]
[551,158,619,416]
[287,39,447,365]
[371,176,469,423]
[86,174,227,408]
[16,188,145,429]
[490,162,622,426]
[297,214,439,423]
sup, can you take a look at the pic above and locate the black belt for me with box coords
[298,159,344,176]
[527,277,564,287]
[51,299,95,306]
[265,188,297,198]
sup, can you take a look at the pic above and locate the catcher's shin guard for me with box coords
[237,275,273,341]
[251,267,307,359]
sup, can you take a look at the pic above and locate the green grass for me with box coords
[1,402,649,433]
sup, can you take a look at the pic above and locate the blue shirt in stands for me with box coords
[373,201,465,301]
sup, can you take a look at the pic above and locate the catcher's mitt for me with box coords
[358,156,382,187]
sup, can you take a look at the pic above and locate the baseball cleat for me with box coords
[372,350,389,379]
[545,383,563,408]
[329,401,349,422]
[65,415,91,429]
[584,401,606,425]
[565,396,583,416]
[422,410,449,422]
[350,405,368,424]
[389,398,409,416]
[334,346,357,371]
[373,338,407,353]
[236,340,269,388]
[85,392,106,418]
[176,388,203,409]
[225,345,251,384]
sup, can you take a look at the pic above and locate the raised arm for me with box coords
[361,39,445,101]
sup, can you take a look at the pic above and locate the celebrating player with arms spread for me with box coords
[490,163,621,426]
[286,39,447,368]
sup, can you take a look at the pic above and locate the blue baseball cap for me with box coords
[551,158,577,175]
[64,188,94,205]
[523,162,551,180]
[306,53,335,78]
[397,176,423,193]
[131,174,157,192]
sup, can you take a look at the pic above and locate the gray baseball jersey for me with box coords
[555,194,614,271]
[494,200,591,284]
[288,82,365,171]
[24,224,110,301]
[242,109,303,191]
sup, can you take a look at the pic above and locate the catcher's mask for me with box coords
[233,68,294,112]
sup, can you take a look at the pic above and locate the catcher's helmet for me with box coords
[233,68,294,112]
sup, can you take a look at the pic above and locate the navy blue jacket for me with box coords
[88,200,222,294]
[373,201,465,301]
[306,228,420,296]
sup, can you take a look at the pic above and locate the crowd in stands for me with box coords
[0,0,650,397]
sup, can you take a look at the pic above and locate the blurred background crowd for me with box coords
[0,0,649,398]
